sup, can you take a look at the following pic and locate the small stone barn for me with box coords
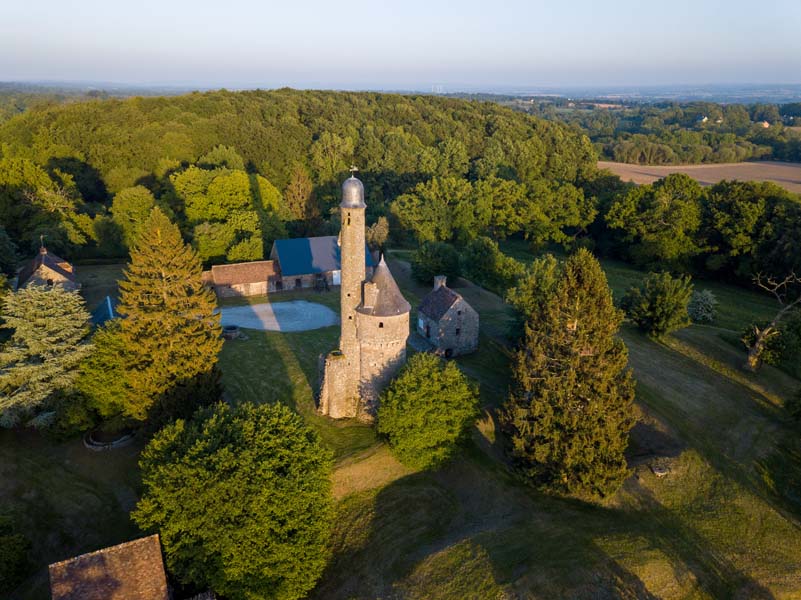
[16,247,79,291]
[202,260,281,298]
[48,534,169,600]
[270,235,374,291]
[417,276,479,357]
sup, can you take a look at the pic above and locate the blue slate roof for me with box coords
[271,236,374,276]
[91,295,119,326]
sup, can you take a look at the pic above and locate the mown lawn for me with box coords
[1,431,142,600]
[308,250,801,598]
[7,248,801,599]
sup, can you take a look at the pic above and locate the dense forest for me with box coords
[0,89,800,290]
[0,89,596,265]
[510,99,801,164]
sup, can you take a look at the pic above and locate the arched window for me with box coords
[379,322,384,328]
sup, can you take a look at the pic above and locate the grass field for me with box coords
[6,253,801,598]
[598,160,801,194]
[305,252,801,598]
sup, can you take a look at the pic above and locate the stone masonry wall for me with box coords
[357,311,410,419]
[417,298,479,357]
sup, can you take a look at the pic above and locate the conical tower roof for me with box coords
[358,256,411,317]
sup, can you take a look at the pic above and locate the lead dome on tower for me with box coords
[341,175,366,208]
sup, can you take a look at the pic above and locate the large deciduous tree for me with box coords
[606,173,703,268]
[502,249,635,498]
[111,185,156,249]
[0,286,92,427]
[410,241,461,285]
[378,353,479,470]
[133,402,334,600]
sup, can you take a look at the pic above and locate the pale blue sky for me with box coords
[2,0,800,89]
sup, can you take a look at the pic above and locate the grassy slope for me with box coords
[6,255,801,598]
[305,252,801,598]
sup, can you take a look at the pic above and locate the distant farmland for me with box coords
[599,160,801,194]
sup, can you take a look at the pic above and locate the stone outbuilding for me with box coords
[202,260,281,298]
[270,235,374,291]
[202,236,376,298]
[417,276,479,357]
[15,246,79,291]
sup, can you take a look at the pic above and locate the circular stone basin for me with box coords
[219,300,338,332]
[222,325,240,339]
[84,429,136,451]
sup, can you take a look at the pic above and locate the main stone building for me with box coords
[319,175,410,421]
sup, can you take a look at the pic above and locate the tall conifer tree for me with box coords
[113,207,222,421]
[0,286,92,427]
[502,249,635,498]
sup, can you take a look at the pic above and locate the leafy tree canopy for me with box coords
[411,241,461,285]
[378,353,479,470]
[133,402,334,600]
[606,173,704,268]
[622,272,693,337]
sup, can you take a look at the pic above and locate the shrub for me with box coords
[0,515,30,593]
[411,241,461,285]
[460,236,525,294]
[378,353,479,470]
[622,272,693,337]
[133,402,333,600]
[688,289,718,324]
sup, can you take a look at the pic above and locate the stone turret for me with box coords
[319,175,410,421]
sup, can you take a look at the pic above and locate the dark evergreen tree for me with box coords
[502,249,635,498]
[0,227,17,277]
[0,285,92,427]
[133,402,334,600]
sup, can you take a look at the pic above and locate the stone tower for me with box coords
[319,174,410,421]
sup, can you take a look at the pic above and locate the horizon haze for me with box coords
[2,0,800,90]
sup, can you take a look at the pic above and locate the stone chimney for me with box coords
[433,275,447,290]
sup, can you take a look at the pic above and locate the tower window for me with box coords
[348,316,352,320]
[456,328,461,336]
[347,217,351,226]
[457,310,462,316]
[379,322,384,328]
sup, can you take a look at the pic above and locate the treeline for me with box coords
[519,100,801,164]
[0,88,596,267]
[403,172,801,288]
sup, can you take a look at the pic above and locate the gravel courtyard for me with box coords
[219,300,339,332]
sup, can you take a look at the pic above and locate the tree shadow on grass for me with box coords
[314,443,783,599]
[621,478,776,599]
[313,458,662,599]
